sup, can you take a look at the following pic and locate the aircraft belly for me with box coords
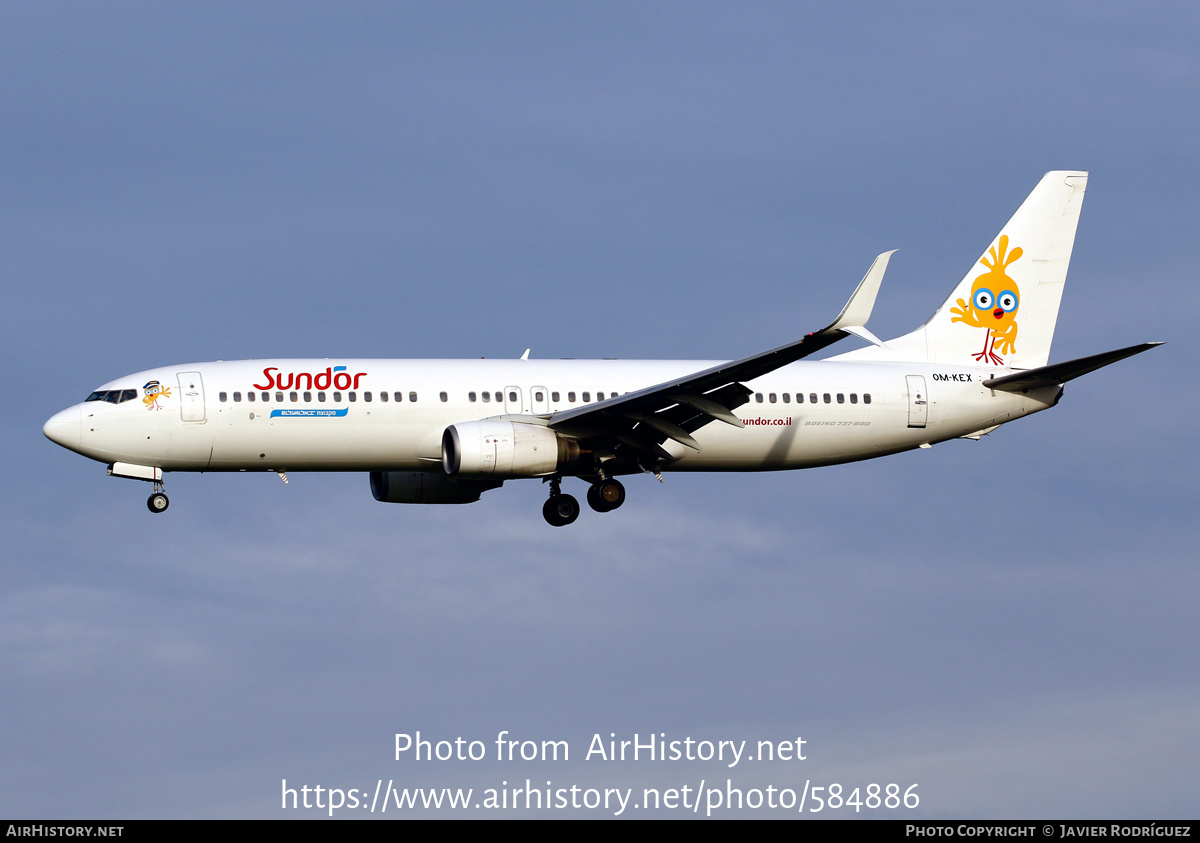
[201,413,430,471]
[672,406,909,470]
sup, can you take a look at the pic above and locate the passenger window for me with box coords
[481,392,490,403]
[219,392,228,402]
[769,393,777,403]
[318,392,326,403]
[534,391,544,401]
[290,392,298,402]
[381,391,388,402]
[409,392,418,403]
[507,391,517,403]
[837,393,844,404]
[364,392,372,402]
[468,392,477,402]
[440,392,448,402]
[864,394,872,404]
[348,392,357,402]
[233,392,241,402]
[394,392,403,402]
[582,392,591,402]
[782,393,790,403]
[261,392,270,402]
[810,393,818,404]
[275,392,284,402]
[823,393,831,404]
[551,391,560,402]
[304,392,312,403]
[597,392,605,401]
[568,392,576,402]
[850,393,858,404]
[755,393,763,403]
[247,392,255,403]
[333,391,341,401]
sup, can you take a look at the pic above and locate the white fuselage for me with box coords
[45,357,1058,475]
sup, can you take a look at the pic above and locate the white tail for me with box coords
[836,171,1088,369]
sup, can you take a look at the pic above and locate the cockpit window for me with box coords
[86,389,137,404]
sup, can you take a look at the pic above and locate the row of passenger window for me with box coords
[86,389,137,404]
[468,390,617,404]
[754,392,872,405]
[216,388,870,407]
[217,389,624,405]
[220,391,426,404]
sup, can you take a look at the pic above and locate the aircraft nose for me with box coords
[43,405,81,451]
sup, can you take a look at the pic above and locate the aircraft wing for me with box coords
[982,342,1162,393]
[547,252,895,464]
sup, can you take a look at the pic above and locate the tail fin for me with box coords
[836,171,1088,369]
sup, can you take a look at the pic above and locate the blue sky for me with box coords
[2,2,1196,818]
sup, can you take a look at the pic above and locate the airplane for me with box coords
[43,171,1159,526]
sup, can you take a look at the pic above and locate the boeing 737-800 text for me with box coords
[43,171,1159,525]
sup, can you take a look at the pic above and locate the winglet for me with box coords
[520,348,530,360]
[826,250,895,333]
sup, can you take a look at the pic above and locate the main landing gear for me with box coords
[542,477,579,527]
[542,477,626,526]
[146,480,169,514]
[587,478,625,513]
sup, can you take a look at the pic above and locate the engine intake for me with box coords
[442,420,580,478]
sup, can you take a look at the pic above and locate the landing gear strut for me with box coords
[587,478,625,513]
[542,477,579,527]
[146,479,169,514]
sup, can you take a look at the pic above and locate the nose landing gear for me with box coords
[146,480,169,514]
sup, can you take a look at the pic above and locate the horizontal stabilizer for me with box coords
[983,342,1162,392]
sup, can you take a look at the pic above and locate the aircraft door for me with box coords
[178,371,206,423]
[905,375,927,429]
[504,386,523,414]
[531,385,549,415]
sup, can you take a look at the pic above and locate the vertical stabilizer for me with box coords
[835,171,1087,369]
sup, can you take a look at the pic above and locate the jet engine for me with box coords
[442,420,581,478]
[369,471,502,504]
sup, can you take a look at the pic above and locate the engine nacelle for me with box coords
[369,471,501,504]
[442,420,580,478]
